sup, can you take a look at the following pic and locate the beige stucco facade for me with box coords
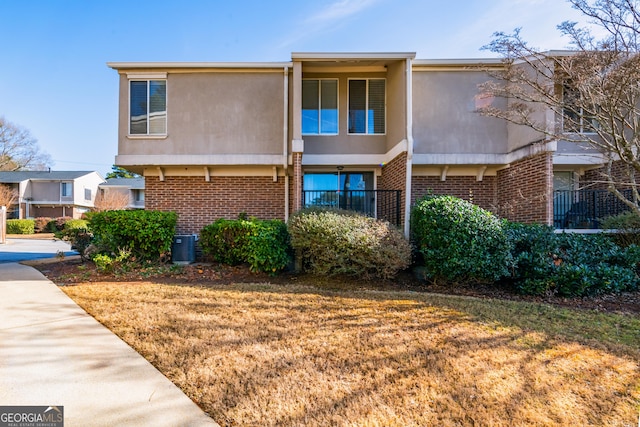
[108,52,606,235]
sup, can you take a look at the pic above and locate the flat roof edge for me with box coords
[107,61,293,70]
[291,52,416,60]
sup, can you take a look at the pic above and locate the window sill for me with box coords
[127,134,168,140]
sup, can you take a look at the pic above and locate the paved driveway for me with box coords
[0,238,77,263]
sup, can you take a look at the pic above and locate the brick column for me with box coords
[293,152,303,212]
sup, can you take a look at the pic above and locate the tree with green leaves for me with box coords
[105,165,140,179]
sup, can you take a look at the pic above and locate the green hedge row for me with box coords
[200,217,290,274]
[86,210,177,262]
[6,219,35,234]
[410,195,640,297]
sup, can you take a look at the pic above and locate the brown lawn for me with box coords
[58,279,640,427]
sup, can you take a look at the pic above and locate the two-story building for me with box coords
[108,52,615,236]
[0,171,105,219]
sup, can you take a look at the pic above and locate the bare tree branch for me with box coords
[478,0,640,214]
[0,117,53,171]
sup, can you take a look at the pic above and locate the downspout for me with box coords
[283,66,290,221]
[404,58,414,239]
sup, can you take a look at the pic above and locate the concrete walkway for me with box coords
[0,262,219,427]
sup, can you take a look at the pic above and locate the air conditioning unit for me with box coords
[172,234,196,264]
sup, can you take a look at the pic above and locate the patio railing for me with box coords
[302,189,402,226]
[553,189,633,229]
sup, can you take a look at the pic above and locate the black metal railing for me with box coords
[553,189,633,229]
[302,189,402,226]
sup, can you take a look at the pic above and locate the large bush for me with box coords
[86,210,177,262]
[601,211,640,247]
[6,219,34,234]
[411,195,510,283]
[200,217,290,274]
[287,209,411,279]
[505,222,640,296]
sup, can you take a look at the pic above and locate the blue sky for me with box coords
[0,0,587,176]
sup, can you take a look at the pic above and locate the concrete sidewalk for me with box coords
[0,262,219,426]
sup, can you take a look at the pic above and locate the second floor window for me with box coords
[348,79,385,134]
[130,80,167,135]
[61,182,72,197]
[562,83,598,133]
[302,79,338,134]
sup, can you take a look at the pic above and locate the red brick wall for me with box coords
[146,176,286,234]
[497,152,553,224]
[411,176,498,214]
[378,152,407,225]
[582,160,630,190]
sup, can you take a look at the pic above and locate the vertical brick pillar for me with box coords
[293,152,303,212]
[497,152,553,225]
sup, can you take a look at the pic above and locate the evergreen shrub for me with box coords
[200,217,290,274]
[411,195,510,283]
[86,210,177,262]
[287,208,411,279]
[6,219,35,234]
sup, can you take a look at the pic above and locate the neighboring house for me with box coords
[108,52,622,236]
[0,171,104,219]
[98,177,145,209]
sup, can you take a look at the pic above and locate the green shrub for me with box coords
[245,220,290,274]
[287,209,411,279]
[200,218,253,265]
[49,216,72,232]
[504,223,640,296]
[411,195,510,284]
[601,211,640,247]
[200,217,290,274]
[6,219,35,234]
[86,210,177,262]
[55,219,92,261]
[64,219,89,230]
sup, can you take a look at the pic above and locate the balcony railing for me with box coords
[302,189,402,226]
[553,189,633,229]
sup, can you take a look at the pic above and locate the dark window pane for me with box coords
[302,80,319,134]
[149,80,166,134]
[369,79,385,134]
[320,80,338,133]
[130,81,148,134]
[349,80,366,133]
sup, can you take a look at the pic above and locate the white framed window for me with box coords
[61,182,72,197]
[348,79,385,134]
[84,188,92,201]
[302,79,338,135]
[134,189,145,202]
[129,79,167,135]
[562,84,598,134]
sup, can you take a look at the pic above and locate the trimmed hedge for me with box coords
[200,218,290,274]
[6,219,35,235]
[411,195,510,284]
[86,210,177,262]
[601,211,640,247]
[505,223,640,296]
[287,208,411,279]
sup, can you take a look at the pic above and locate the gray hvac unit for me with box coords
[172,234,196,264]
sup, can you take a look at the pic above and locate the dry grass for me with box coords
[61,281,640,427]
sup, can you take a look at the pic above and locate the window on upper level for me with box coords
[348,79,385,134]
[61,182,72,198]
[562,83,598,134]
[130,80,167,135]
[302,79,338,135]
